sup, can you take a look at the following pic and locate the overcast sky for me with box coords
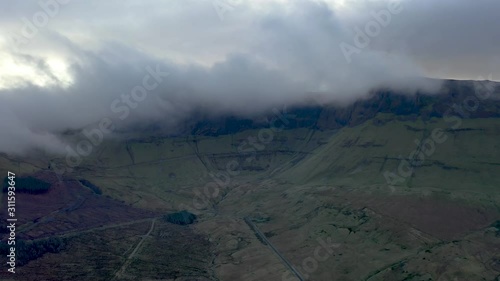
[0,0,498,154]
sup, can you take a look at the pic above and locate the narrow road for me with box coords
[244,217,306,281]
[113,218,156,280]
[124,218,156,259]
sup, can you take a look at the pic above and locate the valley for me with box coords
[1,84,500,280]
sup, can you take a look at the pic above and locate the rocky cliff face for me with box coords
[186,80,500,135]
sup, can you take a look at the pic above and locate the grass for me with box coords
[279,116,500,202]
[1,114,499,280]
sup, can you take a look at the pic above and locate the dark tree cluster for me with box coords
[2,176,51,194]
[163,210,197,225]
[78,179,102,195]
[492,220,500,237]
[0,237,66,266]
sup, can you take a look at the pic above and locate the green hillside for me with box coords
[1,112,499,280]
[280,115,500,202]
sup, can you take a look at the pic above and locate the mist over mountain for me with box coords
[1,2,500,280]
[1,0,499,154]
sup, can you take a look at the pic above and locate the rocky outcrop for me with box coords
[182,79,500,135]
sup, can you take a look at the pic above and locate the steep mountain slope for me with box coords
[280,115,500,200]
[0,79,499,280]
